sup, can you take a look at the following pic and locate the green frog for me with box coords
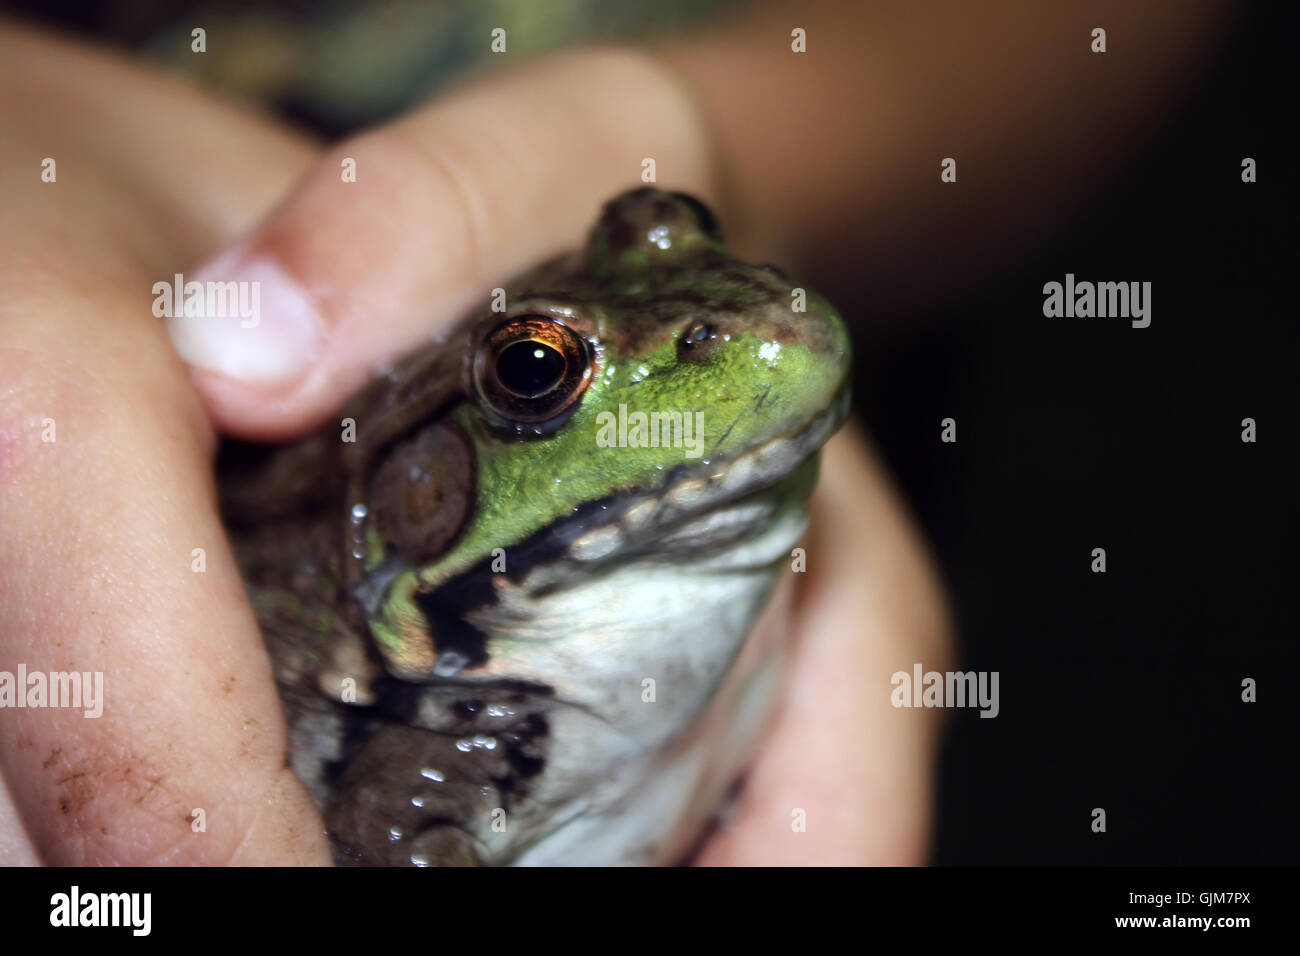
[219,188,851,865]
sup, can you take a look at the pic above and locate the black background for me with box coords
[847,4,1297,863]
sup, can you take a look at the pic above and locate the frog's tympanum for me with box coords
[220,188,851,865]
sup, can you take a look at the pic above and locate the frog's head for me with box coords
[366,188,851,679]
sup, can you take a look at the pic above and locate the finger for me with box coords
[165,48,716,439]
[0,20,320,252]
[0,337,327,865]
[0,23,328,863]
[0,773,39,866]
[697,423,953,865]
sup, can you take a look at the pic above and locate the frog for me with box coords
[218,187,852,866]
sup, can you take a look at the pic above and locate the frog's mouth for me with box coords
[465,381,852,594]
[570,383,850,557]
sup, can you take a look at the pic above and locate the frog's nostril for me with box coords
[678,321,722,362]
[685,322,715,345]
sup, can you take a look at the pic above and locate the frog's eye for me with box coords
[474,316,593,426]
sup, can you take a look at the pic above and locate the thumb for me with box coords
[167,48,715,439]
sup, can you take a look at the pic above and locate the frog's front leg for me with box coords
[325,724,504,866]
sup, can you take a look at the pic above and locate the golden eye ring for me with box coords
[473,316,593,426]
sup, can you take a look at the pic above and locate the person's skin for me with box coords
[0,0,1224,864]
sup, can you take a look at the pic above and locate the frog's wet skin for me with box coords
[220,188,851,865]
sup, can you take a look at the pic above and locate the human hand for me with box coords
[0,20,327,865]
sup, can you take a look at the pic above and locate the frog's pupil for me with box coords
[497,339,565,397]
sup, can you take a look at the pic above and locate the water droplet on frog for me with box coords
[351,548,365,560]
[420,767,445,783]
[433,650,469,677]
[411,796,426,808]
[410,854,430,867]
[456,738,472,753]
[388,826,404,841]
[485,703,515,718]
[350,503,368,523]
